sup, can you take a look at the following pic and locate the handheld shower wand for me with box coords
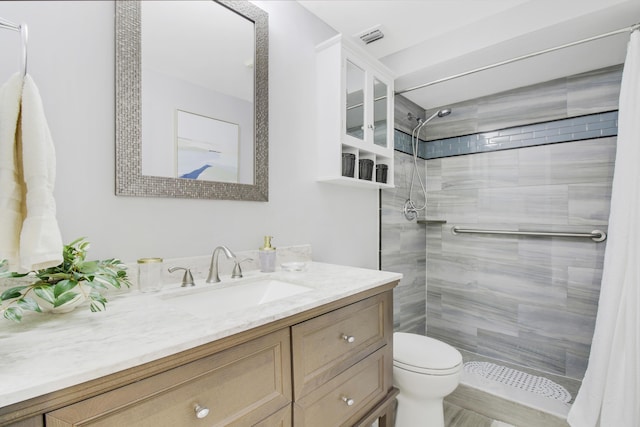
[403,108,452,221]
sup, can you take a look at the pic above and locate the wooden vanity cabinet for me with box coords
[4,416,43,427]
[254,405,292,427]
[292,291,395,426]
[45,328,292,427]
[2,284,398,427]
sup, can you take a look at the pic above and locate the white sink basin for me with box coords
[159,279,312,318]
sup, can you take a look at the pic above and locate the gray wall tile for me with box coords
[567,66,623,116]
[395,93,425,136]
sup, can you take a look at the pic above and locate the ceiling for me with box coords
[298,0,640,111]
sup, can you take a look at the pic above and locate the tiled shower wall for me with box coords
[382,65,622,379]
[426,137,615,379]
[381,151,427,334]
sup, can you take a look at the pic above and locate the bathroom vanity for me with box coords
[0,262,400,426]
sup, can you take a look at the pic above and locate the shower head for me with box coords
[420,107,452,127]
[411,107,452,134]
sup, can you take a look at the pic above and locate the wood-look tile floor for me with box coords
[445,402,516,427]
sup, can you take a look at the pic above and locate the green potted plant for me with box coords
[0,237,131,322]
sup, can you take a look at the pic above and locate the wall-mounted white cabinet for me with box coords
[316,35,395,189]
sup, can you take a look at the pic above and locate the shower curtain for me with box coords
[567,28,640,427]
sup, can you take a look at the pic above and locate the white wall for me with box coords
[0,1,380,269]
[142,69,254,183]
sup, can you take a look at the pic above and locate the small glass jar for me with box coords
[137,258,163,293]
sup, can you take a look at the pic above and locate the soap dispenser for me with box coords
[259,236,276,273]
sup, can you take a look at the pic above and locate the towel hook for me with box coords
[20,22,28,77]
[0,17,28,77]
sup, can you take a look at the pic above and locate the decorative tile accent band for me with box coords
[394,111,618,159]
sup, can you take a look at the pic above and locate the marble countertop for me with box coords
[0,262,401,409]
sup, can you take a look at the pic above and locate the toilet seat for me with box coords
[393,332,463,375]
[394,359,462,376]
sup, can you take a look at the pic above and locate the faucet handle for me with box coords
[231,258,253,279]
[168,267,195,287]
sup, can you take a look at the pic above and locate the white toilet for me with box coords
[393,332,463,427]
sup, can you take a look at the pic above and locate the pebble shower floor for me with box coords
[463,361,572,403]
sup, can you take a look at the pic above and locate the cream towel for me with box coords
[18,74,63,271]
[0,73,24,270]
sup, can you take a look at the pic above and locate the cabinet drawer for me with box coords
[254,405,291,427]
[6,416,43,427]
[292,292,391,399]
[293,346,391,427]
[46,329,291,427]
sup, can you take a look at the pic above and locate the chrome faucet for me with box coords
[206,246,237,283]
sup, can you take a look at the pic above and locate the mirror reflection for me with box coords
[373,78,387,147]
[141,1,254,184]
[346,60,365,140]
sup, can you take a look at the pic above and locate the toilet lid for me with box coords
[393,332,462,372]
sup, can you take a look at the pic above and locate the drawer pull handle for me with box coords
[194,404,210,419]
[341,334,355,343]
[341,396,355,406]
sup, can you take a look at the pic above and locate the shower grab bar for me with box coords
[451,226,607,242]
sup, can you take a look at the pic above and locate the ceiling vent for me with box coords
[356,25,384,45]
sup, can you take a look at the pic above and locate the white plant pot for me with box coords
[33,288,87,314]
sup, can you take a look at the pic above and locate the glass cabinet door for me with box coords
[345,60,365,141]
[373,78,388,147]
